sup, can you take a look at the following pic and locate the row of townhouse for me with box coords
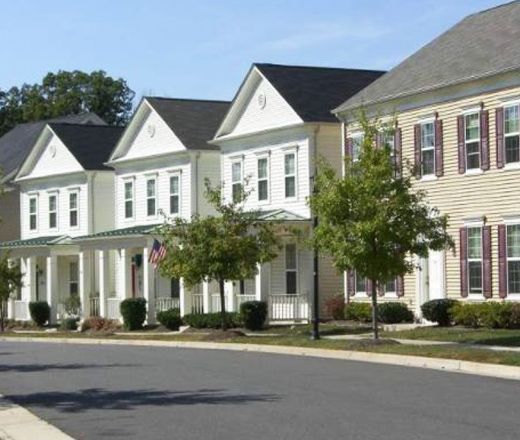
[1,1,518,325]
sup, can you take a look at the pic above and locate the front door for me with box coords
[428,250,445,300]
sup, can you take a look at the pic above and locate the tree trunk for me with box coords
[0,300,5,332]
[218,278,227,331]
[371,280,379,340]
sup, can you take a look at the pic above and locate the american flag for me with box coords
[149,239,167,269]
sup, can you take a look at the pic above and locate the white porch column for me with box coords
[202,280,210,314]
[46,255,58,324]
[6,259,15,320]
[98,250,109,317]
[119,248,128,299]
[255,263,263,302]
[225,281,235,312]
[142,245,155,324]
[79,251,91,319]
[179,277,187,317]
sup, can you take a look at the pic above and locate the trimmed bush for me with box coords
[183,312,240,329]
[325,295,345,320]
[157,308,182,331]
[378,302,414,324]
[120,297,147,330]
[29,301,50,327]
[450,303,483,328]
[344,302,372,323]
[60,317,79,331]
[240,301,267,331]
[81,317,120,333]
[421,299,459,326]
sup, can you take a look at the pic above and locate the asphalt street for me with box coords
[0,341,518,440]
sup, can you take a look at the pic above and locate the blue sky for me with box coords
[0,0,508,104]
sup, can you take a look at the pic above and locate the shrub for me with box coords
[81,317,120,333]
[157,308,183,331]
[324,295,345,320]
[183,312,240,329]
[450,303,483,328]
[509,303,520,329]
[29,301,50,327]
[344,302,372,323]
[240,301,268,331]
[421,299,459,326]
[62,295,81,317]
[378,302,414,324]
[60,317,79,331]
[120,297,147,330]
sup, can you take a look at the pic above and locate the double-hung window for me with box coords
[69,262,79,296]
[385,278,396,295]
[124,180,134,219]
[284,152,296,199]
[146,177,157,217]
[48,194,57,230]
[29,196,38,231]
[507,224,520,294]
[504,104,520,164]
[285,244,297,294]
[352,135,363,162]
[69,191,79,228]
[257,157,269,202]
[420,121,435,176]
[355,271,365,294]
[170,174,180,215]
[467,226,483,294]
[465,112,481,170]
[231,161,242,203]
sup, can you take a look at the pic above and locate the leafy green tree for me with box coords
[309,112,454,339]
[0,70,134,135]
[158,181,279,330]
[0,254,23,332]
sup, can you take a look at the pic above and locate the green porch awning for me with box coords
[0,235,70,249]
[252,209,309,221]
[72,224,162,242]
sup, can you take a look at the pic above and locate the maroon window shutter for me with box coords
[414,124,422,177]
[482,226,492,298]
[347,269,355,297]
[457,115,466,174]
[498,225,507,298]
[365,279,372,297]
[396,276,405,297]
[496,108,505,168]
[480,110,490,171]
[460,227,468,297]
[434,119,444,177]
[394,128,402,178]
[345,138,353,158]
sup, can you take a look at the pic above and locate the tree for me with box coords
[157,180,280,330]
[0,70,134,135]
[309,112,454,339]
[0,254,23,332]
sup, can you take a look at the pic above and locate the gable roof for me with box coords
[47,123,124,171]
[254,63,385,122]
[0,113,105,183]
[335,1,520,113]
[145,97,230,150]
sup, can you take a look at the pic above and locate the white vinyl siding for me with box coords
[169,174,180,215]
[420,121,435,176]
[504,104,520,164]
[69,190,79,228]
[465,112,481,170]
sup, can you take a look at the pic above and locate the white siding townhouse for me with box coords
[73,97,230,322]
[0,123,123,323]
[212,63,384,321]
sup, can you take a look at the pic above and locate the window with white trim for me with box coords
[146,177,157,217]
[48,194,57,230]
[29,196,38,231]
[355,271,365,294]
[231,161,242,203]
[69,261,79,296]
[420,121,435,176]
[285,244,297,294]
[467,226,483,294]
[385,278,396,295]
[124,180,134,219]
[169,174,180,215]
[507,224,520,294]
[465,112,480,170]
[69,191,79,228]
[352,135,363,161]
[257,157,269,202]
[284,153,296,198]
[504,104,520,164]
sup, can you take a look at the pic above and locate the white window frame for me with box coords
[420,119,435,177]
[506,223,520,297]
[69,261,79,296]
[504,102,520,166]
[466,224,483,296]
[351,133,363,162]
[68,189,79,229]
[146,176,157,218]
[48,191,58,231]
[285,243,298,295]
[463,110,481,173]
[384,278,397,298]
[123,178,135,221]
[354,271,365,295]
[231,158,243,204]
[28,194,38,232]
[169,172,181,216]
[283,150,297,200]
[256,155,270,203]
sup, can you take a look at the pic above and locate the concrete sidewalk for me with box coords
[0,395,73,440]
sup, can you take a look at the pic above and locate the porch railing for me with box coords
[211,293,231,313]
[235,294,256,310]
[13,300,29,321]
[269,294,309,321]
[107,298,121,320]
[89,297,100,317]
[192,294,204,314]
[155,297,180,312]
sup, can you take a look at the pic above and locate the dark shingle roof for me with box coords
[254,63,385,122]
[335,1,520,112]
[48,123,124,170]
[0,113,105,182]
[145,98,230,150]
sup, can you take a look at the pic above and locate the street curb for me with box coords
[0,394,74,440]
[1,336,519,381]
